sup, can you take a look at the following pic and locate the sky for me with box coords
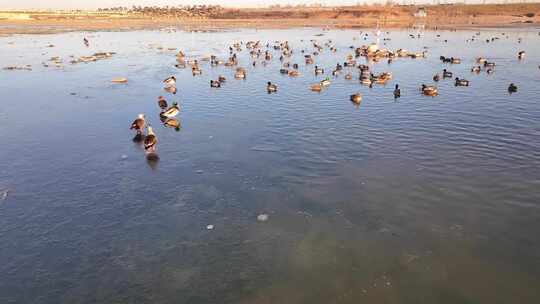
[0,0,522,10]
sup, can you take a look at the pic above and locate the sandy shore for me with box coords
[1,4,539,36]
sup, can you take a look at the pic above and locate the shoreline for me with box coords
[1,18,539,36]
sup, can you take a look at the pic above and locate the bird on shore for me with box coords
[267,82,278,93]
[393,84,401,98]
[144,126,157,151]
[130,114,146,134]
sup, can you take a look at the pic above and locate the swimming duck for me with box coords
[433,74,440,82]
[160,102,180,118]
[345,73,353,80]
[350,93,362,104]
[280,68,289,74]
[163,76,176,86]
[508,83,518,93]
[130,114,146,134]
[486,68,494,74]
[451,57,461,64]
[235,69,246,79]
[288,70,301,77]
[442,69,453,78]
[163,118,181,131]
[314,66,324,75]
[192,67,202,75]
[484,61,496,67]
[267,82,278,93]
[164,86,177,94]
[310,83,323,92]
[210,80,221,88]
[455,78,470,86]
[320,78,331,86]
[144,126,157,151]
[157,96,168,109]
[476,57,487,64]
[218,75,226,82]
[471,66,481,73]
[421,84,438,96]
[393,84,401,98]
[518,51,525,60]
[112,77,128,83]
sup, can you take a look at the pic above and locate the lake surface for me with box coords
[1,27,539,304]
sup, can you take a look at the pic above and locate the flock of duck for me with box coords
[127,30,528,161]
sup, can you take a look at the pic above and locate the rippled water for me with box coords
[1,28,540,304]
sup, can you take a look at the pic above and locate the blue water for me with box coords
[0,28,539,303]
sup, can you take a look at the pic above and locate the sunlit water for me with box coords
[1,27,539,304]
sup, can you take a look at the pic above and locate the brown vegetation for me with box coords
[0,3,539,36]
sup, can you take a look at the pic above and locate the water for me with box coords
[1,28,539,303]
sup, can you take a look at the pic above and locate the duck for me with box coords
[310,83,323,92]
[157,96,168,109]
[471,66,481,73]
[451,57,461,64]
[393,84,401,98]
[160,102,180,118]
[518,51,525,60]
[163,118,181,131]
[484,61,496,67]
[163,76,176,86]
[218,75,227,82]
[421,84,438,96]
[210,80,221,88]
[443,69,453,78]
[267,82,278,93]
[360,76,373,85]
[320,77,331,86]
[192,67,202,75]
[350,93,362,104]
[288,70,301,77]
[130,114,146,134]
[235,70,246,79]
[111,77,128,83]
[455,78,470,86]
[433,74,441,82]
[280,68,289,74]
[314,66,324,75]
[345,73,353,80]
[508,83,518,93]
[144,126,157,151]
[486,68,494,74]
[476,57,487,64]
[164,86,177,94]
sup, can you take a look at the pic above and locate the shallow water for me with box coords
[1,28,540,304]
